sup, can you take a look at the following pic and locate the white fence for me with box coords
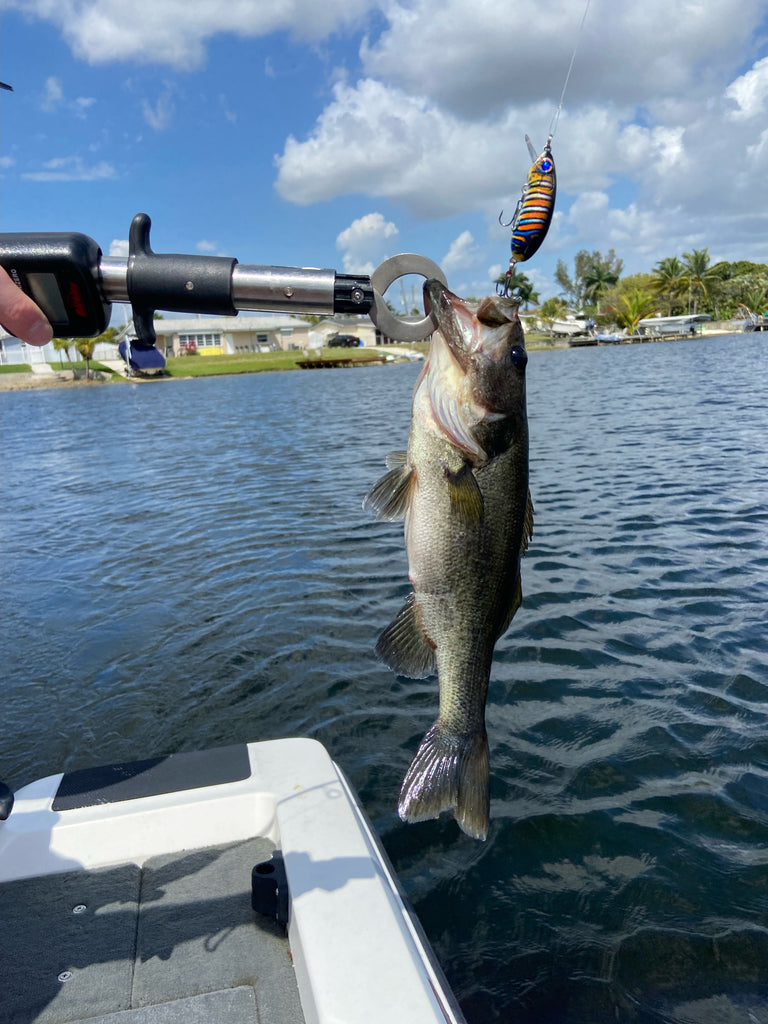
[0,339,121,366]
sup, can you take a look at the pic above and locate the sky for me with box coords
[2,0,768,320]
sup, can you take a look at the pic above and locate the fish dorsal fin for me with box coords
[497,572,523,641]
[522,491,534,554]
[363,464,415,521]
[375,593,437,679]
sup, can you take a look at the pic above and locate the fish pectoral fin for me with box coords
[445,463,483,525]
[375,593,436,679]
[385,450,408,469]
[398,722,490,841]
[522,490,534,554]
[362,465,415,521]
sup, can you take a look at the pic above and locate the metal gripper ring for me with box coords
[369,254,448,344]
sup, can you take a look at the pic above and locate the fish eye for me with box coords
[540,159,553,172]
[510,345,527,370]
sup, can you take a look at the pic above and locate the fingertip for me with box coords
[26,319,54,346]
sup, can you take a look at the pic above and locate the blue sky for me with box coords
[2,0,767,319]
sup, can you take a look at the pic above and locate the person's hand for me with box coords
[0,266,53,345]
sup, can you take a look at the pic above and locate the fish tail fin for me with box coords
[398,723,489,840]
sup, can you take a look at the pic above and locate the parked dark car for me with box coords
[328,335,361,347]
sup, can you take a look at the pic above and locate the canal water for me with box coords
[2,333,767,1023]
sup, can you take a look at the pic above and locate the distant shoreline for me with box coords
[0,328,745,393]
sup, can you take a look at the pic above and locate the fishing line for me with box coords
[548,0,592,141]
[496,0,592,295]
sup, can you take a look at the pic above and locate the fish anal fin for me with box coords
[363,465,414,521]
[398,722,490,840]
[375,593,436,679]
[445,463,483,525]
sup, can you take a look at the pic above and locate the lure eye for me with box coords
[510,345,527,370]
[540,158,553,172]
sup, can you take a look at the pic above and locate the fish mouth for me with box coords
[424,279,520,330]
[423,279,521,365]
[424,280,478,369]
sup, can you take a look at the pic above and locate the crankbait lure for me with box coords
[497,135,556,297]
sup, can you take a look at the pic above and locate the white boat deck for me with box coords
[2,837,302,1023]
[0,738,466,1024]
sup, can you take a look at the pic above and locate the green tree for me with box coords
[682,248,717,315]
[609,289,657,334]
[741,285,768,315]
[494,268,539,308]
[554,259,578,306]
[52,336,75,368]
[71,325,118,380]
[652,256,686,315]
[555,249,623,310]
[74,338,97,380]
[583,259,620,310]
[538,297,568,342]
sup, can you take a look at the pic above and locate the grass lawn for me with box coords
[164,348,386,376]
[0,364,32,374]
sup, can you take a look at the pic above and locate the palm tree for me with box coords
[741,285,768,316]
[610,289,657,335]
[52,337,74,368]
[682,248,716,315]
[652,256,686,315]
[583,259,619,310]
[75,337,97,380]
[538,297,567,342]
[515,280,540,309]
[494,268,539,308]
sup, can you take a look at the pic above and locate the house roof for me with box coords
[152,313,374,336]
[152,314,307,335]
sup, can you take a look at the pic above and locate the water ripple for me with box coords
[3,337,768,1022]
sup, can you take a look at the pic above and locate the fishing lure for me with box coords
[497,135,556,296]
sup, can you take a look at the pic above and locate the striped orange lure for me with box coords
[498,135,556,296]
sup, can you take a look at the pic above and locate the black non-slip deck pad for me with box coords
[53,744,251,811]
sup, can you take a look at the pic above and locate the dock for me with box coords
[296,356,386,369]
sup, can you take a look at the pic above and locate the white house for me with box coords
[151,313,381,356]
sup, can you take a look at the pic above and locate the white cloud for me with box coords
[41,76,64,111]
[276,78,547,217]
[22,157,116,182]
[109,239,130,256]
[13,0,379,68]
[9,0,768,283]
[0,156,16,169]
[73,96,97,117]
[40,75,96,117]
[219,95,237,123]
[142,90,174,131]
[747,127,768,162]
[336,212,399,274]
[442,231,479,274]
[196,240,218,252]
[725,55,768,120]
[361,0,764,117]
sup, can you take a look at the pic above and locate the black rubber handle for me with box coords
[127,213,237,346]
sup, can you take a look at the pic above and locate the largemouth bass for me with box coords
[364,280,533,840]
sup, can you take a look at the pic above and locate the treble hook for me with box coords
[496,265,515,297]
